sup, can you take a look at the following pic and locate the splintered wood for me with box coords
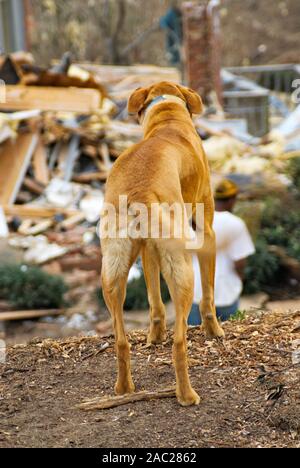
[2,204,81,218]
[32,137,49,185]
[0,132,38,204]
[0,86,101,113]
[0,309,65,321]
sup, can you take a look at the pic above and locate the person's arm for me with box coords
[234,258,247,280]
[227,218,255,280]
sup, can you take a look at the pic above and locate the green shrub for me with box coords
[0,264,68,310]
[97,273,170,311]
[286,156,300,192]
[229,309,247,322]
[243,239,281,294]
[260,202,300,262]
[243,192,300,294]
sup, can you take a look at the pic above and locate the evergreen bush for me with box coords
[0,264,68,310]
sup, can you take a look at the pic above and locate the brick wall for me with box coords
[182,1,222,105]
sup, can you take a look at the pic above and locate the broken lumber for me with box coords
[23,177,45,195]
[0,56,22,84]
[0,132,38,204]
[18,219,54,235]
[0,309,65,321]
[58,212,86,230]
[77,387,176,411]
[0,86,101,113]
[63,134,81,182]
[32,137,49,185]
[72,171,108,183]
[59,255,101,272]
[3,205,81,218]
[99,143,112,170]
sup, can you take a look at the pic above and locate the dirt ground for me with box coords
[0,309,299,448]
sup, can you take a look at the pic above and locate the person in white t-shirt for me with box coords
[188,179,255,325]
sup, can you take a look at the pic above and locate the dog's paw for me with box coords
[147,329,167,345]
[114,379,135,395]
[202,318,225,340]
[177,388,201,407]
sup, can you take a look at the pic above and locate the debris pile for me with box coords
[0,53,180,322]
[0,52,300,323]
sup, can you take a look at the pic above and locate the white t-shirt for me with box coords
[193,211,255,307]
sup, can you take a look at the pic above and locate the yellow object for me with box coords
[214,179,239,200]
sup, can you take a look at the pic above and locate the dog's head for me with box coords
[128,81,203,118]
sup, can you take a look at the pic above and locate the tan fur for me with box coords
[101,81,224,406]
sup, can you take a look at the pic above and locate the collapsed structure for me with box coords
[0,46,300,326]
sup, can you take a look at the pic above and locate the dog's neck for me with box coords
[141,94,188,131]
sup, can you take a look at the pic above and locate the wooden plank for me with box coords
[59,256,101,272]
[32,137,49,185]
[99,143,112,170]
[49,141,62,171]
[64,134,81,181]
[23,176,45,195]
[0,309,65,321]
[55,141,70,178]
[0,132,39,205]
[3,204,81,218]
[0,86,101,113]
[58,212,86,230]
[72,171,108,183]
[18,219,54,235]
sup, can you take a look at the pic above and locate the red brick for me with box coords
[182,1,222,104]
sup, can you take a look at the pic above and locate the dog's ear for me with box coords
[128,87,148,114]
[176,85,203,115]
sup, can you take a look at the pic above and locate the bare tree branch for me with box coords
[113,0,126,41]
[77,387,176,411]
[120,20,160,59]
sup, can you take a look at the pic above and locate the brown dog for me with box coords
[100,81,224,406]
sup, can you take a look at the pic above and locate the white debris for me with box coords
[0,206,8,238]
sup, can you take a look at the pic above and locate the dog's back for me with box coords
[105,119,206,210]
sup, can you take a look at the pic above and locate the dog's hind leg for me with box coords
[160,249,200,406]
[101,238,139,395]
[142,243,166,344]
[196,196,224,339]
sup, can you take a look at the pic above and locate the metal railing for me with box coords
[226,64,300,111]
[222,70,270,137]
